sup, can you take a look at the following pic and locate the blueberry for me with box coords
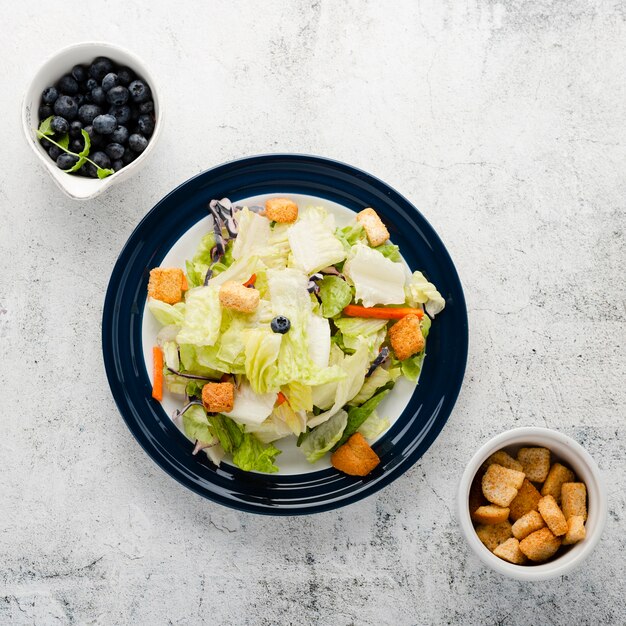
[111,159,124,172]
[128,133,148,153]
[270,316,291,334]
[117,67,134,85]
[83,161,98,177]
[75,93,86,107]
[48,145,62,161]
[91,151,111,169]
[71,64,87,82]
[38,105,53,120]
[57,75,79,95]
[88,57,113,81]
[122,149,137,165]
[70,138,84,153]
[50,116,69,134]
[91,86,106,105]
[92,114,117,134]
[137,114,155,136]
[53,95,78,120]
[108,105,131,125]
[110,125,129,145]
[138,100,154,114]
[86,78,98,91]
[56,153,79,170]
[128,79,150,103]
[101,72,119,91]
[69,120,84,138]
[78,104,102,125]
[42,87,58,104]
[107,86,129,106]
[105,142,125,160]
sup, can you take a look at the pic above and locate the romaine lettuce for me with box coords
[299,409,348,463]
[232,433,281,473]
[148,298,186,326]
[333,387,390,449]
[357,410,390,440]
[406,271,445,317]
[318,276,353,318]
[182,405,215,443]
[232,208,271,260]
[176,286,222,346]
[223,381,277,425]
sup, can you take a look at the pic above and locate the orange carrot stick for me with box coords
[152,346,164,401]
[342,304,424,320]
[276,391,288,406]
[181,274,188,291]
[243,273,257,288]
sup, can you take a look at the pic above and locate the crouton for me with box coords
[388,314,425,361]
[509,479,542,522]
[538,495,568,536]
[202,382,235,413]
[469,467,489,522]
[476,521,512,552]
[518,527,562,562]
[265,198,298,223]
[493,538,527,564]
[148,267,185,304]
[219,280,260,313]
[482,464,525,508]
[356,208,390,247]
[512,510,546,540]
[473,505,510,525]
[331,432,380,476]
[541,463,575,503]
[562,515,586,545]
[517,447,551,483]
[561,482,587,521]
[484,450,523,472]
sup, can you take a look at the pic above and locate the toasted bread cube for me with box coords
[484,450,523,472]
[265,198,298,223]
[389,315,425,361]
[562,515,586,545]
[331,433,380,476]
[475,521,512,552]
[473,505,510,525]
[202,382,235,413]
[538,495,568,536]
[469,467,489,522]
[356,208,390,247]
[482,464,525,508]
[541,463,575,503]
[519,527,562,562]
[517,447,551,482]
[493,538,527,564]
[509,479,543,522]
[512,510,546,540]
[561,482,587,521]
[219,280,260,313]
[148,267,185,304]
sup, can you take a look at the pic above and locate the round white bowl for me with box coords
[21,42,163,201]
[458,427,607,581]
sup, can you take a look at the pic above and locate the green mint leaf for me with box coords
[79,129,91,157]
[57,133,69,150]
[96,167,114,179]
[64,156,86,173]
[38,116,55,137]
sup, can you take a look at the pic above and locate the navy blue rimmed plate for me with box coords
[102,154,468,515]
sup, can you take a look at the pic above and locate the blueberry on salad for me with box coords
[146,199,446,476]
[35,55,155,179]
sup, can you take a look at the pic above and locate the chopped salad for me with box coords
[147,197,445,476]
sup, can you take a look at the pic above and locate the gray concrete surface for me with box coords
[1,1,625,624]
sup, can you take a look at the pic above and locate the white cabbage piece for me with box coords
[223,380,277,425]
[406,271,445,317]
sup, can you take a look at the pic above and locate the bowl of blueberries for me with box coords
[22,42,162,200]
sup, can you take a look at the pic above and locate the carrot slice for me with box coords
[243,273,257,288]
[181,274,188,291]
[276,391,288,406]
[342,304,424,320]
[152,346,164,401]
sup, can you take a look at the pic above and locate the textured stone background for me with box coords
[1,1,625,624]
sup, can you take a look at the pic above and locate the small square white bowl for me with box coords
[22,42,163,200]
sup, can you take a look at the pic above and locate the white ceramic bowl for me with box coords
[21,42,163,200]
[458,427,607,581]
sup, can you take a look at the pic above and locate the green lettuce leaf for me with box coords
[185,233,216,288]
[232,208,271,260]
[232,433,281,473]
[374,243,401,262]
[357,410,390,440]
[350,366,396,406]
[335,222,366,252]
[208,414,243,453]
[399,351,426,382]
[182,405,215,443]
[176,285,222,346]
[147,299,186,326]
[420,314,432,339]
[318,276,353,318]
[299,409,348,462]
[333,388,390,450]
[178,344,223,378]
[244,328,283,393]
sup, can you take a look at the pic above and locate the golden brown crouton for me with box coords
[148,267,185,304]
[512,510,546,540]
[476,521,512,552]
[561,482,587,521]
[541,463,575,503]
[473,505,510,525]
[482,464,525,508]
[469,467,489,522]
[538,495,568,536]
[265,198,298,223]
[388,314,425,361]
[484,450,523,472]
[331,432,380,476]
[517,447,551,483]
[562,515,586,545]
[509,479,543,522]
[356,208,390,247]
[219,280,260,313]
[493,538,527,564]
[519,527,562,562]
[202,382,235,413]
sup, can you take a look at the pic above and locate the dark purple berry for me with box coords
[108,105,131,125]
[92,114,117,134]
[56,153,79,170]
[137,114,155,136]
[122,149,137,165]
[89,57,113,81]
[57,75,79,95]
[110,125,129,144]
[42,87,58,104]
[48,145,62,160]
[78,104,102,125]
[128,133,148,153]
[91,87,106,105]
[53,95,78,120]
[70,138,84,153]
[86,78,98,90]
[75,93,86,107]
[91,151,111,169]
[38,105,53,120]
[101,73,119,91]
[138,100,154,114]
[71,65,87,82]
[128,80,150,103]
[111,159,124,172]
[50,116,69,134]
[69,120,84,139]
[105,143,125,160]
[107,86,129,106]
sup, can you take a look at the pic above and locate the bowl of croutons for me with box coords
[458,427,607,581]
